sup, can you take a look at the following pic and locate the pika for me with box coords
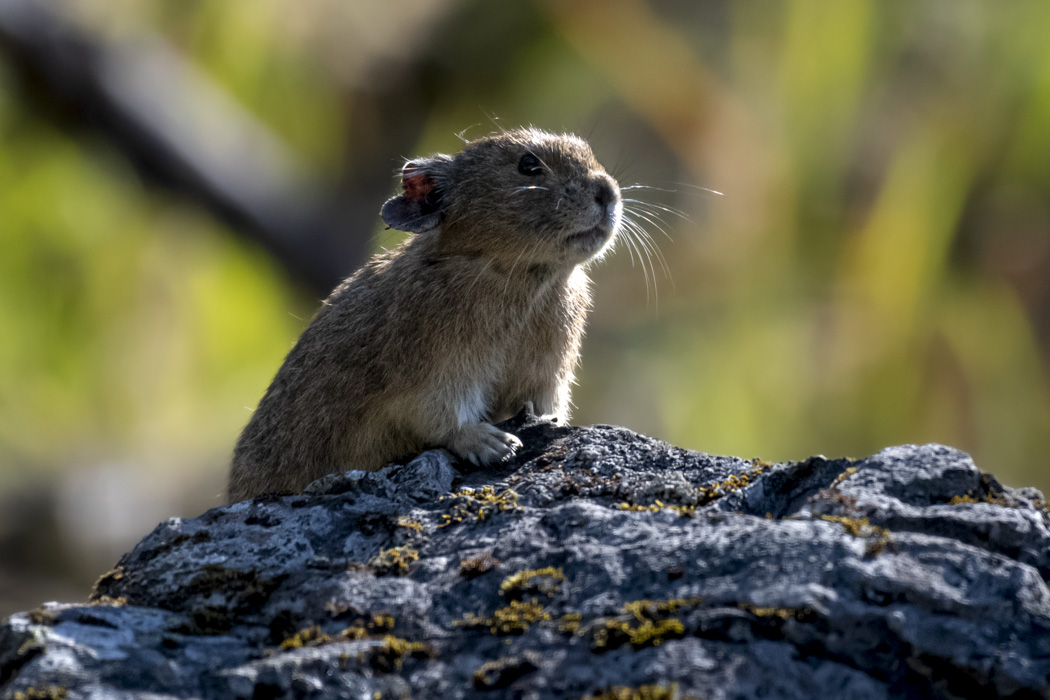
[228,128,621,502]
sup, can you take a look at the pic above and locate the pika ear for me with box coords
[380,156,452,233]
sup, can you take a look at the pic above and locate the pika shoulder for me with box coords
[228,128,622,502]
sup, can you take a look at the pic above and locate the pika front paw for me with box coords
[448,422,523,467]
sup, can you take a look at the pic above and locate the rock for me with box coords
[3,412,1049,699]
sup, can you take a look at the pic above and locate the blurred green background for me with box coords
[1,0,1048,615]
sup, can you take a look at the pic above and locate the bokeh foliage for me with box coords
[1,0,1048,551]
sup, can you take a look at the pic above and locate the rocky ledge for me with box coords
[2,413,1049,699]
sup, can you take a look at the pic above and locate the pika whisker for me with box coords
[624,203,675,243]
[623,198,692,227]
[668,182,724,197]
[618,190,680,306]
[623,182,724,198]
[619,216,657,305]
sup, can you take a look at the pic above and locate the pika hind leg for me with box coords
[448,422,522,467]
[521,399,561,424]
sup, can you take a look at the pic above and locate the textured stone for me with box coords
[3,412,1048,699]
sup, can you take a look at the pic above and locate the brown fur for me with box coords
[228,129,621,501]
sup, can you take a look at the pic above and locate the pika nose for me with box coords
[595,180,616,209]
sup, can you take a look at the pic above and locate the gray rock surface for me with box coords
[3,413,1049,699]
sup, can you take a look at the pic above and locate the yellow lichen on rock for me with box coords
[439,486,521,527]
[454,599,551,635]
[500,566,565,598]
[369,547,419,576]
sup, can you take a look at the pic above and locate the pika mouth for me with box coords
[565,225,611,250]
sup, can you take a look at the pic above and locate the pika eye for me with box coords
[517,153,543,176]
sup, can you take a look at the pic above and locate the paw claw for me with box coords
[449,423,522,467]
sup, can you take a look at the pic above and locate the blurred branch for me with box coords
[0,0,371,297]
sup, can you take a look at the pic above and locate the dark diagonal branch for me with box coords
[0,0,369,297]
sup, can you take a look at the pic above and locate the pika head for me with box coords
[381,129,622,267]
